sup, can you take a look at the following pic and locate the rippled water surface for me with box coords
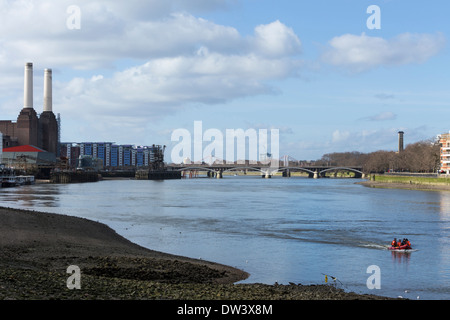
[1,177,449,299]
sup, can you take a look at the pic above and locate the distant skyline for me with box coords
[0,0,448,160]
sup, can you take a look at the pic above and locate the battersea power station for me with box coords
[0,63,59,161]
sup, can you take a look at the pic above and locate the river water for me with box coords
[1,176,449,300]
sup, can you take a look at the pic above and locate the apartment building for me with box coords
[439,133,450,174]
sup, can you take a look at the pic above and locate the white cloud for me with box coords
[252,20,302,58]
[332,130,351,143]
[364,111,397,122]
[321,32,446,72]
[57,48,302,118]
[0,0,303,137]
[0,1,301,70]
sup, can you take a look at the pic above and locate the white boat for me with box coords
[16,175,35,185]
[1,168,17,187]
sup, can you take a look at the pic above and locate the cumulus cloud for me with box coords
[321,32,446,72]
[0,3,244,70]
[52,16,303,122]
[252,20,302,58]
[0,0,303,127]
[58,48,302,118]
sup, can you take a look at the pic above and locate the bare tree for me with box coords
[315,137,440,173]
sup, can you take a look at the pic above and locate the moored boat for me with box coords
[16,175,35,185]
[1,167,17,188]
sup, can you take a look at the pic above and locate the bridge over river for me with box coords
[166,164,365,179]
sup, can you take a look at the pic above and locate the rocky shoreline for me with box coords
[0,206,393,300]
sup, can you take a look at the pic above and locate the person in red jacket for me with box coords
[391,238,398,247]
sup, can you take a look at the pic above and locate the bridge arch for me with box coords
[174,167,216,173]
[169,165,365,178]
[175,166,272,175]
[319,167,364,176]
[278,167,315,175]
[223,167,269,174]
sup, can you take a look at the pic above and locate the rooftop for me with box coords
[3,145,46,153]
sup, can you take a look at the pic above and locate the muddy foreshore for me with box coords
[0,206,394,300]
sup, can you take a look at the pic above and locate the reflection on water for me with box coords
[438,193,450,284]
[391,251,412,264]
[1,184,61,208]
[1,177,449,300]
[439,192,450,220]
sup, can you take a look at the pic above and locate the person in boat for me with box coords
[397,238,402,247]
[391,238,397,247]
[405,238,411,247]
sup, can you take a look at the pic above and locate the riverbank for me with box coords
[0,206,393,300]
[359,175,450,192]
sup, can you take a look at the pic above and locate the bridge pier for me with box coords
[261,170,272,178]
[313,171,319,179]
[282,170,291,177]
[216,170,223,179]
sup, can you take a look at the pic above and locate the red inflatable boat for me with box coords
[389,244,412,251]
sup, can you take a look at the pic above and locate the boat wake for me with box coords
[361,243,390,250]
[390,249,418,253]
[361,243,418,252]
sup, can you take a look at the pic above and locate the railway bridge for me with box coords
[167,164,365,179]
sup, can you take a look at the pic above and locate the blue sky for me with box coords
[0,0,448,161]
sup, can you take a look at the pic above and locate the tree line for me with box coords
[314,138,441,173]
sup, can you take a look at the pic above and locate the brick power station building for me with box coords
[0,63,59,163]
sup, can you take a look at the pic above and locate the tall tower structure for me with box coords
[39,68,59,155]
[398,131,404,153]
[16,62,40,147]
[0,62,60,156]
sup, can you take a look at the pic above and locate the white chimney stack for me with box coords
[43,68,52,112]
[23,62,33,109]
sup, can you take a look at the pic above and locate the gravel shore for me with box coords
[358,180,450,192]
[0,206,393,300]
